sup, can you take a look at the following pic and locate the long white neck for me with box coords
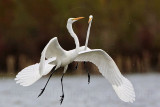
[67,23,80,51]
[85,21,92,50]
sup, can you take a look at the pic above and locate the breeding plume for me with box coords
[15,15,135,104]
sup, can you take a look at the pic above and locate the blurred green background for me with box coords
[0,0,160,75]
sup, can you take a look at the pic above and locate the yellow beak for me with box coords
[72,17,85,20]
[88,17,92,23]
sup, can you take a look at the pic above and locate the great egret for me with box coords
[84,15,93,81]
[76,15,135,102]
[15,15,135,104]
[15,16,85,104]
[74,16,135,103]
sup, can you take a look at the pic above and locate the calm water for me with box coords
[0,74,160,107]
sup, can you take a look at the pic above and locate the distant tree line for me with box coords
[0,0,160,73]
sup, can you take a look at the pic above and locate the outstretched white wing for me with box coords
[39,37,66,75]
[75,49,135,103]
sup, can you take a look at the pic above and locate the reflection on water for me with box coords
[0,74,160,107]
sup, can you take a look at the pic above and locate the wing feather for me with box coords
[15,58,55,86]
[39,37,66,75]
[75,49,135,102]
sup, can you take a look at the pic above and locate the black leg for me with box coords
[84,62,90,84]
[60,73,65,105]
[37,66,56,98]
[75,62,78,70]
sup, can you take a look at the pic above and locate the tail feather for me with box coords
[112,77,135,103]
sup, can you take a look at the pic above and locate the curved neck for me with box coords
[85,21,92,50]
[67,23,80,51]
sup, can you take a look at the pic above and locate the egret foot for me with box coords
[60,94,64,105]
[38,88,45,98]
[60,73,65,104]
[88,72,90,84]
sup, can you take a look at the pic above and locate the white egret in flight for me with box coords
[75,15,135,103]
[15,15,135,104]
[15,16,85,104]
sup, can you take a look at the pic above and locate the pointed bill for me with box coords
[88,17,92,23]
[73,17,85,21]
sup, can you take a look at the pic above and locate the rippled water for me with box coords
[0,74,160,107]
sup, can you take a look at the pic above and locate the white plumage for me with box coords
[15,17,85,87]
[75,49,135,102]
[15,15,135,103]
[15,58,55,86]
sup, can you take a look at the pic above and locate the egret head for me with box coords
[88,15,93,23]
[67,17,85,24]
